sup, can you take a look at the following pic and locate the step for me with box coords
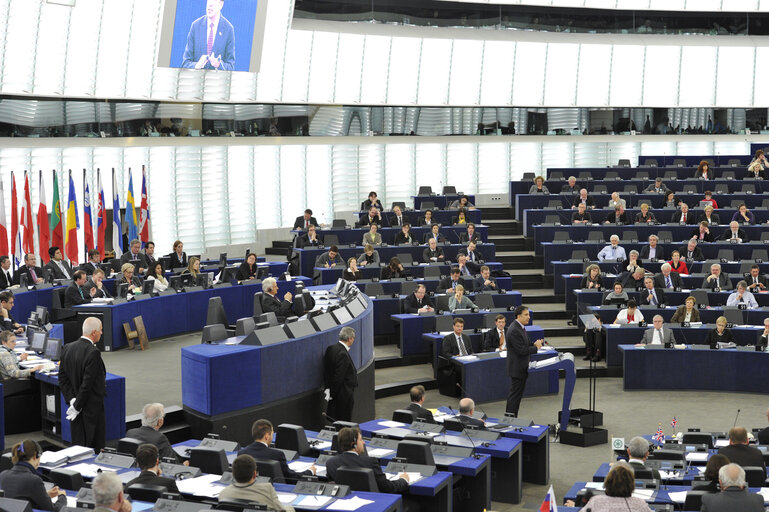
[478,207,514,221]
[488,237,526,251]
[523,294,566,304]
[487,225,520,237]
[375,379,437,399]
[530,310,571,320]
[375,354,430,369]
[265,247,288,256]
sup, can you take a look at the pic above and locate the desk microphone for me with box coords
[732,409,741,429]
[322,412,339,424]
[455,383,488,423]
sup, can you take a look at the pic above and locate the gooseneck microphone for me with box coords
[732,409,741,429]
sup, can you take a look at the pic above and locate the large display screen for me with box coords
[157,0,267,73]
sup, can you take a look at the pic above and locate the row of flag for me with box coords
[0,166,150,266]
[653,416,679,442]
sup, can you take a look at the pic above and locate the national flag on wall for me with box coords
[10,172,19,268]
[112,168,122,258]
[37,170,50,263]
[83,169,94,253]
[0,176,8,257]
[139,165,150,244]
[50,170,63,250]
[64,171,80,263]
[539,485,558,512]
[21,172,34,255]
[125,169,138,243]
[96,169,106,259]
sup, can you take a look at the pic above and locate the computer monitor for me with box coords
[219,267,237,284]
[196,273,212,289]
[169,275,182,291]
[35,306,49,325]
[27,312,39,327]
[330,307,353,325]
[283,320,317,339]
[218,253,227,267]
[116,283,129,299]
[256,266,268,280]
[30,331,47,353]
[129,259,142,275]
[241,325,289,346]
[25,326,36,341]
[309,312,337,332]
[43,338,62,361]
[346,298,366,318]
[141,279,155,296]
[159,256,172,272]
[330,278,345,296]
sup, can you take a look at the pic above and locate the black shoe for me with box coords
[582,352,592,361]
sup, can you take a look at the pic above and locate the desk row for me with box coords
[292,224,488,247]
[571,288,769,314]
[313,262,504,286]
[546,164,751,180]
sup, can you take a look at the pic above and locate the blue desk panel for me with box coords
[412,194,476,210]
[354,208,482,226]
[293,225,488,246]
[588,305,769,329]
[315,262,504,286]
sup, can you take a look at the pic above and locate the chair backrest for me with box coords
[435,296,450,313]
[423,266,443,279]
[740,262,756,275]
[125,484,167,502]
[721,170,736,180]
[391,202,406,211]
[753,250,768,262]
[201,324,227,343]
[727,159,741,166]
[393,409,416,423]
[324,234,340,247]
[742,184,756,194]
[714,184,729,194]
[117,437,143,456]
[623,184,638,194]
[397,253,414,265]
[48,468,85,491]
[657,230,673,243]
[335,467,378,492]
[545,215,560,224]
[682,184,697,194]
[730,199,744,209]
[593,185,608,194]
[275,424,312,456]
[691,289,709,306]
[442,186,457,195]
[722,307,743,325]
[421,201,435,210]
[663,171,677,180]
[742,466,766,487]
[365,283,385,296]
[681,432,714,448]
[443,417,464,432]
[258,312,279,327]
[633,468,654,480]
[642,159,658,167]
[623,231,638,242]
[553,231,569,242]
[587,231,604,242]
[253,292,264,318]
[717,249,734,261]
[762,232,769,242]
[571,250,588,261]
[577,171,591,180]
[605,172,618,180]
[401,281,418,296]
[206,297,229,327]
[418,186,433,195]
[617,159,631,167]
[521,172,535,181]
[483,313,499,329]
[648,449,685,462]
[332,219,347,228]
[253,458,285,483]
[672,159,686,167]
[684,490,708,511]
[435,314,454,332]
[396,440,435,466]
[189,446,229,474]
[473,293,495,309]
[550,171,564,180]
[235,317,256,336]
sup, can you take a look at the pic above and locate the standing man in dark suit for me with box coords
[505,306,543,416]
[717,427,766,471]
[0,256,14,289]
[325,428,409,492]
[45,247,73,280]
[260,277,293,323]
[64,271,97,308]
[59,317,106,452]
[239,419,315,481]
[125,444,180,493]
[181,0,236,71]
[483,314,507,352]
[405,385,434,422]
[293,209,318,231]
[323,327,358,422]
[403,284,433,314]
[80,249,102,275]
[17,253,44,285]
[125,403,182,463]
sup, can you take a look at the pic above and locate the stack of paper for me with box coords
[685,452,709,462]
[277,493,297,504]
[631,489,655,501]
[40,446,94,467]
[65,463,117,478]
[175,474,225,497]
[667,491,687,503]
[288,461,315,473]
[367,448,395,458]
[296,495,333,507]
[379,420,406,428]
[326,496,375,511]
[386,472,423,484]
[756,488,769,502]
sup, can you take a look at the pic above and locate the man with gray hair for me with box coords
[702,263,730,290]
[260,277,293,323]
[92,470,131,512]
[701,463,763,511]
[125,403,183,463]
[727,280,758,309]
[59,316,106,452]
[323,327,357,421]
[120,239,147,274]
[626,436,660,480]
[654,263,683,289]
[457,397,485,429]
[597,235,626,262]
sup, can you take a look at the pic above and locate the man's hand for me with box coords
[47,486,65,498]
[534,339,544,349]
[29,364,43,373]
[209,54,221,69]
[284,292,293,301]
[399,472,410,482]
[89,286,97,297]
[194,54,209,69]
[309,464,317,475]
[324,263,330,268]
[0,308,8,319]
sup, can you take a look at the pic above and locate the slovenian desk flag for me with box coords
[64,171,80,263]
[539,484,558,512]
[112,169,122,257]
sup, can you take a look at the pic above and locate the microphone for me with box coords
[455,383,488,423]
[322,412,338,424]
[732,409,741,429]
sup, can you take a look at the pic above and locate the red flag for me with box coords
[37,171,50,263]
[0,176,8,257]
[139,165,150,243]
[96,169,106,259]
[83,169,94,252]
[10,172,19,267]
[21,172,34,255]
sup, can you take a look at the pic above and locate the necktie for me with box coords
[457,336,467,356]
[666,275,672,288]
[755,276,758,284]
[682,213,686,223]
[207,22,214,55]
[469,252,474,262]
[29,268,37,281]
[398,217,402,226]
[499,330,505,349]
[4,271,9,283]
[650,291,657,306]
[689,251,693,259]
[305,220,309,229]
[452,281,456,289]
[733,231,737,239]
[657,329,662,344]
[78,287,84,299]
[612,247,616,257]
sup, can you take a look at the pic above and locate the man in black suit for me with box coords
[422,238,444,263]
[238,419,316,481]
[323,327,358,422]
[654,264,683,289]
[572,189,595,209]
[121,239,148,274]
[83,269,112,299]
[677,239,705,264]
[17,253,44,285]
[640,277,666,307]
[702,263,730,290]
[0,256,14,289]
[458,223,481,244]
[326,427,409,492]
[457,398,485,428]
[126,444,180,493]
[0,291,23,334]
[406,385,434,422]
[423,223,446,244]
[627,436,661,481]
[483,314,506,352]
[671,203,695,225]
[691,221,714,243]
[260,277,293,323]
[45,246,73,280]
[459,241,484,270]
[718,427,766,471]
[389,205,407,227]
[561,176,579,194]
[506,306,543,416]
[639,235,665,261]
[299,225,322,249]
[604,205,628,225]
[442,318,473,359]
[80,249,102,275]
[746,265,768,293]
[403,284,433,314]
[125,403,182,463]
[64,270,96,308]
[59,317,106,452]
[143,241,157,271]
[439,267,466,294]
[474,265,497,292]
[293,209,318,231]
[358,207,382,228]
[757,407,769,445]
[721,221,749,243]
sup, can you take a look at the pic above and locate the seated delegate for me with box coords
[449,285,475,311]
[671,296,700,323]
[614,299,644,325]
[581,264,602,289]
[381,257,409,280]
[668,250,688,274]
[726,281,758,309]
[361,191,383,211]
[603,282,628,305]
[342,258,361,282]
[362,224,382,246]
[0,331,43,379]
[0,440,66,511]
[528,176,549,194]
[705,316,735,349]
[236,253,259,281]
[732,203,755,225]
[357,245,380,267]
[597,235,626,261]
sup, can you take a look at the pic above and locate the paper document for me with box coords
[277,493,297,505]
[685,452,709,462]
[386,472,423,484]
[326,496,375,511]
[667,491,687,504]
[175,474,223,496]
[66,497,79,508]
[715,439,729,447]
[296,495,333,507]
[40,446,93,466]
[379,420,406,428]
[757,487,769,502]
[367,448,395,458]
[631,489,654,501]
[454,355,478,362]
[65,463,116,478]
[310,440,332,450]
[659,470,680,479]
[288,461,315,473]
[584,482,604,490]
[498,350,507,358]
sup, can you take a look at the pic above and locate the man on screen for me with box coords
[182,0,235,71]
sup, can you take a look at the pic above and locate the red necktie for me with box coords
[207,23,214,55]
[682,213,686,222]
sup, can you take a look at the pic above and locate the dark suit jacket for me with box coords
[438,277,466,291]
[654,272,683,289]
[394,232,414,245]
[170,252,187,269]
[690,229,714,243]
[390,216,407,228]
[717,444,767,471]
[126,470,179,493]
[700,487,764,512]
[422,247,444,263]
[474,275,497,291]
[120,251,147,269]
[720,228,749,242]
[326,452,408,494]
[757,427,769,445]
[691,480,719,493]
[358,214,381,227]
[605,212,629,225]
[16,264,43,284]
[299,234,322,249]
[45,260,73,280]
[403,293,432,314]
[362,199,383,211]
[261,293,293,323]
[58,338,106,414]
[181,15,235,70]
[381,267,410,280]
[423,232,446,244]
[671,211,696,225]
[457,415,485,429]
[323,343,358,402]
[64,283,92,308]
[144,253,157,271]
[746,275,769,290]
[0,269,13,289]
[505,321,536,378]
[701,273,730,289]
[572,196,595,208]
[406,403,434,423]
[639,245,665,261]
[441,333,473,361]
[0,462,66,511]
[622,274,645,290]
[238,441,311,481]
[458,231,481,244]
[124,425,180,463]
[79,261,100,276]
[293,216,319,230]
[677,245,705,261]
[699,213,721,226]
[627,459,661,481]
[458,249,484,264]
[483,327,505,352]
[639,287,666,306]
[236,262,258,281]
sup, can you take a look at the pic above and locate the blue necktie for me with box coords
[650,291,657,306]
[666,276,672,288]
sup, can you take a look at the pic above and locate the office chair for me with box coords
[216,498,269,511]
[253,458,285,483]
[741,184,756,194]
[553,231,569,242]
[593,185,608,194]
[690,289,709,306]
[435,296,450,313]
[577,171,591,181]
[623,184,638,194]
[435,315,454,332]
[421,201,436,210]
[235,317,256,336]
[48,468,84,491]
[258,312,279,327]
[396,440,435,466]
[633,468,654,480]
[392,409,416,424]
[671,159,686,167]
[544,215,560,224]
[324,234,340,247]
[365,283,385,296]
[642,159,658,167]
[400,281,418,296]
[483,313,499,329]
[391,201,406,211]
[443,418,464,432]
[201,324,227,344]
[417,186,433,196]
[727,159,742,167]
[396,253,414,265]
[753,250,768,262]
[117,437,143,456]
[275,424,312,457]
[189,446,229,474]
[636,171,650,180]
[604,171,618,180]
[663,171,677,180]
[681,432,714,448]
[332,219,347,229]
[549,171,564,180]
[648,449,685,463]
[335,467,378,492]
[683,490,708,511]
[570,250,588,261]
[546,200,562,210]
[743,466,766,487]
[722,307,743,326]
[473,293,495,309]
[442,186,457,195]
[252,292,264,318]
[125,484,167,502]
[617,159,631,168]
[423,266,443,279]
[721,170,736,180]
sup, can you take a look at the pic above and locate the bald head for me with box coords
[458,398,475,415]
